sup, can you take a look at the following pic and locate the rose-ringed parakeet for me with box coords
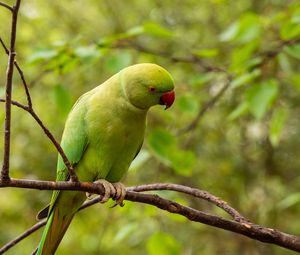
[36,63,175,255]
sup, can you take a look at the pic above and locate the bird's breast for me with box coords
[84,106,146,181]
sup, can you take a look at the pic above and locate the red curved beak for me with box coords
[160,90,175,109]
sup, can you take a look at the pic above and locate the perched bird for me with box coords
[36,63,175,255]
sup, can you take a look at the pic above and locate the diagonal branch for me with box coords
[106,40,227,73]
[0,2,13,12]
[0,99,78,182]
[128,183,248,222]
[1,0,21,181]
[178,75,232,135]
[0,179,300,253]
[0,220,46,254]
[0,37,32,108]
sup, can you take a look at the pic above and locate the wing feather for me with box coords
[47,92,92,215]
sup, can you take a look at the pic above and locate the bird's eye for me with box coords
[149,87,156,92]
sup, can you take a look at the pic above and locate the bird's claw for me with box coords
[86,179,116,203]
[111,182,126,207]
[86,180,126,207]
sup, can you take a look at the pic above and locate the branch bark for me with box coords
[0,97,78,182]
[0,39,78,182]
[0,179,300,253]
[1,0,21,181]
[0,2,13,12]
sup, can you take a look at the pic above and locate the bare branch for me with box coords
[0,220,45,254]
[0,37,9,54]
[0,98,28,111]
[0,37,32,108]
[102,41,227,73]
[178,75,232,135]
[128,183,248,222]
[26,109,78,182]
[0,99,78,182]
[1,0,21,180]
[0,179,300,253]
[0,2,13,12]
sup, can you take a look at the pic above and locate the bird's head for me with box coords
[121,63,175,110]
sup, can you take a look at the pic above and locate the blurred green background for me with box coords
[1,0,300,254]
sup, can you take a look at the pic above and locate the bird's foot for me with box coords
[86,179,116,203]
[111,182,126,207]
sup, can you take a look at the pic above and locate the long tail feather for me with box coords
[36,207,74,255]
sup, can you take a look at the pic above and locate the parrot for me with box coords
[35,63,175,255]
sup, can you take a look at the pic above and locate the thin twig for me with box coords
[103,41,227,73]
[14,63,32,108]
[27,110,77,181]
[0,37,9,54]
[178,75,232,135]
[128,183,248,222]
[0,220,46,254]
[0,99,28,111]
[0,1,13,11]
[1,38,77,181]
[0,37,32,108]
[0,99,78,182]
[1,36,76,181]
[1,0,21,181]
[0,179,300,253]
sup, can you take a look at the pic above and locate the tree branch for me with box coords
[0,37,32,108]
[101,40,227,73]
[0,98,78,182]
[0,179,300,253]
[0,2,13,12]
[0,220,46,254]
[1,0,21,181]
[128,183,247,222]
[178,75,232,135]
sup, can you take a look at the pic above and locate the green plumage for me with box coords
[36,63,175,255]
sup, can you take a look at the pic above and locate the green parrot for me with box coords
[35,63,175,255]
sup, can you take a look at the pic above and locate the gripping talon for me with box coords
[86,192,93,200]
[112,182,126,207]
[93,179,115,203]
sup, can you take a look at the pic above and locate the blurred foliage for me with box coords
[1,0,300,254]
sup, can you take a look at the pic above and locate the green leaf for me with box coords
[148,128,195,175]
[246,80,279,120]
[28,48,58,64]
[74,45,101,61]
[177,94,199,114]
[277,192,300,210]
[171,150,196,176]
[113,223,137,243]
[192,48,219,58]
[228,102,249,121]
[277,52,292,72]
[284,44,300,60]
[231,69,261,88]
[52,84,72,117]
[125,26,144,37]
[143,21,173,38]
[220,22,239,41]
[236,13,261,43]
[189,73,215,88]
[289,74,300,92]
[105,52,132,72]
[230,42,258,71]
[280,19,300,40]
[220,12,261,43]
[147,232,181,255]
[148,128,174,166]
[269,108,288,147]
